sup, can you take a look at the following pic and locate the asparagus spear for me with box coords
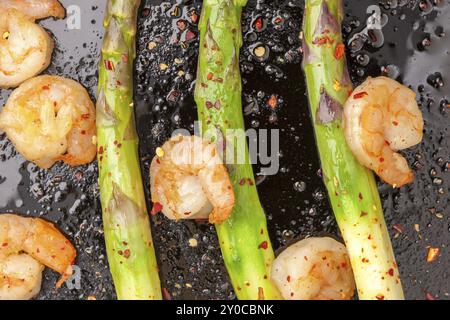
[96,0,162,300]
[302,0,404,299]
[194,0,282,300]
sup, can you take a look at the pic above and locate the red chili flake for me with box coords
[239,178,246,186]
[347,89,353,97]
[341,262,347,268]
[2,242,8,247]
[267,95,278,109]
[290,292,294,297]
[274,16,283,24]
[42,85,50,90]
[162,288,172,300]
[388,268,395,276]
[123,241,128,246]
[118,250,123,256]
[393,224,404,234]
[98,146,104,154]
[121,54,129,63]
[334,43,345,60]
[104,60,115,71]
[207,73,214,80]
[286,276,291,282]
[379,157,385,163]
[358,193,363,200]
[362,258,370,263]
[80,130,86,135]
[254,17,263,31]
[353,91,368,99]
[384,140,391,146]
[206,101,213,109]
[376,294,385,300]
[81,114,90,120]
[123,249,131,259]
[392,121,399,126]
[258,241,268,250]
[151,202,163,215]
[425,292,436,300]
[247,178,254,186]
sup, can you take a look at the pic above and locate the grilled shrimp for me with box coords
[271,237,355,300]
[0,7,61,88]
[2,0,65,20]
[0,75,97,169]
[344,76,423,187]
[150,135,235,224]
[0,214,77,300]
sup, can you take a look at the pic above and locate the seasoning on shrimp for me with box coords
[0,214,76,300]
[150,135,235,224]
[0,75,97,169]
[343,76,424,187]
[271,237,355,300]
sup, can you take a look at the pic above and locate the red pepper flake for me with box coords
[334,43,345,60]
[118,250,123,256]
[258,241,268,250]
[286,275,291,282]
[384,140,391,146]
[347,89,353,97]
[254,17,263,31]
[267,95,278,109]
[151,202,163,215]
[362,258,370,263]
[425,292,436,300]
[80,130,86,135]
[2,242,8,247]
[376,294,385,300]
[121,54,129,63]
[105,60,115,71]
[341,262,347,268]
[247,178,254,186]
[393,224,404,234]
[392,121,399,126]
[312,35,334,45]
[239,178,246,186]
[207,73,214,80]
[205,101,213,109]
[81,114,90,120]
[379,157,385,163]
[42,85,50,90]
[98,146,104,154]
[123,249,131,259]
[388,268,394,276]
[162,288,172,300]
[353,91,368,99]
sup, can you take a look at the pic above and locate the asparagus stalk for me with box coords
[302,0,404,299]
[195,0,282,300]
[96,0,162,300]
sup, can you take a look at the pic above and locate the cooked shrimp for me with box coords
[0,9,55,88]
[2,0,65,20]
[0,254,44,300]
[0,214,77,300]
[150,135,235,224]
[271,237,355,300]
[0,75,97,169]
[344,76,423,187]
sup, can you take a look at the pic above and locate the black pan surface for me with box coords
[0,0,448,300]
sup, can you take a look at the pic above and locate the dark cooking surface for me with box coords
[0,0,448,300]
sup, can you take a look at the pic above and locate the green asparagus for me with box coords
[194,0,282,300]
[302,0,404,299]
[96,0,162,300]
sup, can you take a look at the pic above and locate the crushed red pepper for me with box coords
[258,241,268,250]
[353,91,368,99]
[334,43,345,60]
[151,202,163,215]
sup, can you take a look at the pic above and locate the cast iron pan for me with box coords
[0,0,448,300]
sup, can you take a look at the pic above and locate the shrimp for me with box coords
[344,76,424,187]
[0,75,97,169]
[150,135,235,224]
[0,8,57,89]
[271,237,355,300]
[0,214,77,300]
[2,0,65,20]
